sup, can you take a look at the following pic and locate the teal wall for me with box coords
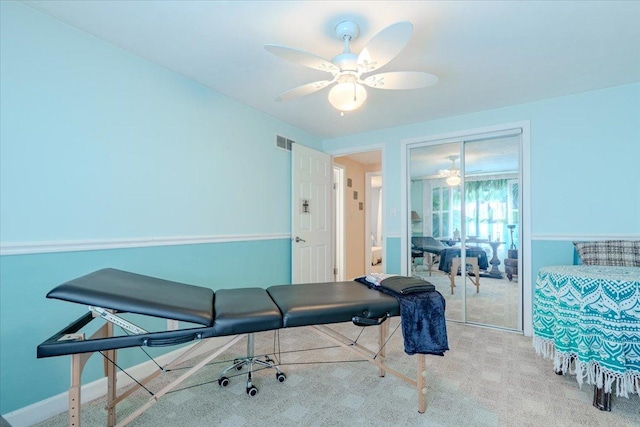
[385,237,401,274]
[530,240,576,277]
[0,1,322,243]
[0,2,318,414]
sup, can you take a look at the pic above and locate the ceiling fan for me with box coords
[264,20,438,113]
[437,156,461,186]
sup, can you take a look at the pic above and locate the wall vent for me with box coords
[276,135,295,151]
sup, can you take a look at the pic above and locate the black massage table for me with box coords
[38,269,443,426]
[438,246,489,273]
[411,237,447,275]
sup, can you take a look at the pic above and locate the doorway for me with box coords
[405,125,527,332]
[333,149,383,280]
[366,171,383,274]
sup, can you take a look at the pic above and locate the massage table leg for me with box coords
[106,354,116,426]
[378,319,388,377]
[105,323,117,427]
[469,258,480,292]
[450,257,480,294]
[69,354,81,427]
[67,321,113,427]
[309,324,427,413]
[449,257,459,294]
[426,253,439,276]
[376,319,427,412]
[417,354,426,413]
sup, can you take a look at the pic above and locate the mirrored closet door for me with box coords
[409,134,521,331]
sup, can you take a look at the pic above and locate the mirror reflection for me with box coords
[409,136,520,330]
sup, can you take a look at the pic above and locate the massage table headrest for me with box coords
[46,268,215,326]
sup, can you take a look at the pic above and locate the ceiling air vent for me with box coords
[276,135,295,151]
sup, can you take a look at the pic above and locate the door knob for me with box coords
[295,236,306,243]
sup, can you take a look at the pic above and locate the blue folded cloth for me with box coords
[356,275,449,356]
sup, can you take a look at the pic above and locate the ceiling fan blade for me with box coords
[362,71,439,90]
[275,80,334,102]
[265,44,338,73]
[357,21,413,72]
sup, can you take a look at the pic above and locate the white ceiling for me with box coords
[24,1,640,140]
[410,136,520,179]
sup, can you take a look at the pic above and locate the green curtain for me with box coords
[432,178,517,241]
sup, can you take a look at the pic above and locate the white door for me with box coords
[292,144,332,284]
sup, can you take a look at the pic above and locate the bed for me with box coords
[371,245,383,265]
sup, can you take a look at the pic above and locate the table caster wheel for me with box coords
[247,386,258,396]
[218,377,230,387]
[276,372,286,383]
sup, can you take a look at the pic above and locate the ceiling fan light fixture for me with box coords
[444,155,461,186]
[446,175,461,186]
[328,81,367,112]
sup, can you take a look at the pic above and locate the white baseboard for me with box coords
[2,336,234,427]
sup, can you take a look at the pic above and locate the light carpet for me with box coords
[414,267,520,330]
[34,320,639,427]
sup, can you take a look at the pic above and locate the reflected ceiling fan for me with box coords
[265,20,438,114]
[437,156,461,186]
[435,156,484,186]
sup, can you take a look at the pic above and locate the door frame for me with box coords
[326,144,386,278]
[365,171,382,274]
[333,164,346,281]
[400,121,532,335]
